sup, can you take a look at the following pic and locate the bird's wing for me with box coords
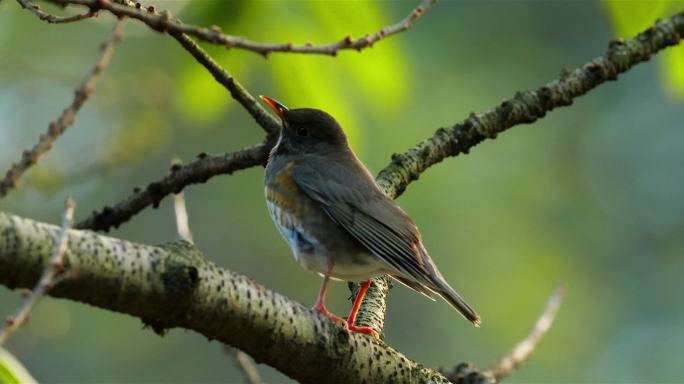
[294,158,481,325]
[293,160,438,287]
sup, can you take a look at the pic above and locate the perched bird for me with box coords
[260,95,480,335]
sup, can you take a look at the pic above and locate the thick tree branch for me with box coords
[7,2,681,382]
[0,212,454,383]
[17,0,98,23]
[0,19,125,200]
[49,0,435,56]
[0,199,75,346]
[169,169,262,383]
[75,143,269,231]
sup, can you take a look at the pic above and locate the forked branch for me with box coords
[17,0,98,23]
[75,143,269,231]
[49,0,436,56]
[488,284,566,381]
[74,12,684,237]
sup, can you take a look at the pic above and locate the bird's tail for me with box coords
[392,274,481,326]
[433,280,481,327]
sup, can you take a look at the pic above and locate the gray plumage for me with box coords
[264,103,480,326]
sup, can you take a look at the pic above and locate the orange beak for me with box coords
[259,95,288,118]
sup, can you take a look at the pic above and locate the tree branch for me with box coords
[356,11,684,334]
[72,11,684,335]
[0,18,125,200]
[375,12,684,199]
[441,286,565,384]
[17,0,280,137]
[0,212,455,383]
[7,2,681,382]
[75,142,270,231]
[49,0,436,56]
[75,12,684,237]
[170,158,194,245]
[486,284,566,382]
[224,346,263,384]
[170,32,280,135]
[347,277,392,336]
[0,199,75,346]
[169,167,262,383]
[17,0,98,23]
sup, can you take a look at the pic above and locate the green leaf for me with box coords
[603,1,684,101]
[0,347,38,384]
[661,40,684,101]
[174,1,411,151]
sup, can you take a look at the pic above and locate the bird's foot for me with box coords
[314,304,346,325]
[347,322,379,337]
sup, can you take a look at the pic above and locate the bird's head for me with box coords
[260,95,348,154]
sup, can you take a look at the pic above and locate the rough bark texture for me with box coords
[69,10,684,354]
[75,11,684,234]
[348,276,392,336]
[50,0,435,56]
[5,3,684,382]
[375,12,684,199]
[0,212,455,383]
[75,143,270,231]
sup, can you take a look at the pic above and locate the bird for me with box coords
[260,95,480,335]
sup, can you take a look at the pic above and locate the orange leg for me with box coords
[313,260,346,325]
[346,280,378,336]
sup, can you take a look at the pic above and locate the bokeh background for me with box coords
[2,0,684,382]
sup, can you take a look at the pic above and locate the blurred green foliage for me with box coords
[0,1,683,383]
[1,347,37,384]
[176,1,409,150]
[604,0,684,100]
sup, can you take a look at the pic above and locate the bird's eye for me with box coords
[296,127,309,137]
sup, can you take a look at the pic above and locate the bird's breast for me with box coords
[265,161,317,256]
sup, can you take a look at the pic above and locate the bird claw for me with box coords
[314,305,379,337]
[347,323,379,338]
[314,305,347,325]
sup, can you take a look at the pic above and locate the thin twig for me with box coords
[50,0,436,56]
[488,284,566,382]
[0,19,125,200]
[76,13,684,240]
[171,158,194,244]
[75,142,269,231]
[170,32,280,135]
[171,159,258,383]
[0,198,76,346]
[224,345,263,384]
[17,0,98,23]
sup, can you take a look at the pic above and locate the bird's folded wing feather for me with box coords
[293,161,437,287]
